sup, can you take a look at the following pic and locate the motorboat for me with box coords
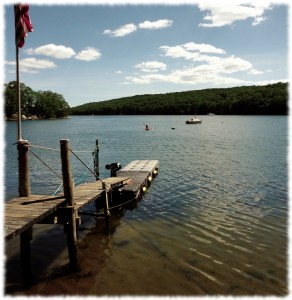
[185,118,202,124]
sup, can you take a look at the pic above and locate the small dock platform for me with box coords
[117,160,159,198]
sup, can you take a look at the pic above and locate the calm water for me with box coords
[4,115,288,295]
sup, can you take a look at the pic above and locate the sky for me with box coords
[1,0,290,108]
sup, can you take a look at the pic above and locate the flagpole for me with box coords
[16,44,22,141]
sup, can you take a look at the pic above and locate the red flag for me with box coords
[14,4,33,48]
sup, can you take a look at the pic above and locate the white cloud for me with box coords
[183,42,226,54]
[252,16,266,26]
[103,19,173,37]
[138,19,173,29]
[160,42,226,62]
[103,23,137,37]
[198,2,272,27]
[215,55,252,74]
[135,61,167,72]
[248,68,264,75]
[6,58,57,73]
[75,47,102,61]
[160,45,200,61]
[126,65,247,86]
[126,40,262,87]
[26,44,76,59]
[160,43,254,75]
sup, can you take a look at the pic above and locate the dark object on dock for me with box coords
[105,162,122,177]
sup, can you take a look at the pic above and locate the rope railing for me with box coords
[24,142,111,193]
[12,140,146,220]
[30,144,93,153]
[30,149,63,180]
[70,148,111,190]
[30,144,60,151]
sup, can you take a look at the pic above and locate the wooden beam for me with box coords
[60,139,78,270]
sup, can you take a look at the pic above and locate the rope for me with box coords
[74,156,94,186]
[30,144,94,153]
[109,194,139,210]
[52,148,95,195]
[69,148,110,189]
[30,144,60,151]
[52,182,63,196]
[30,149,63,180]
[70,150,93,153]
[21,142,111,192]
[69,149,96,177]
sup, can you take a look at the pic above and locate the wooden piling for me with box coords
[17,139,33,285]
[60,139,78,270]
[17,140,30,197]
[20,227,34,285]
[102,181,110,231]
[93,139,99,179]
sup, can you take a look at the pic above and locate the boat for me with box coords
[185,118,202,124]
[186,108,202,124]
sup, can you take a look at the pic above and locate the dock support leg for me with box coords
[64,207,78,270]
[102,182,110,232]
[20,227,34,285]
[60,139,78,270]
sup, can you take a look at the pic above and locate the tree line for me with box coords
[71,82,288,115]
[4,82,288,118]
[4,81,70,119]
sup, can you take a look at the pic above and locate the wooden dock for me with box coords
[5,140,159,285]
[5,160,159,241]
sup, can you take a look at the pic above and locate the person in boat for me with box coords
[145,124,149,130]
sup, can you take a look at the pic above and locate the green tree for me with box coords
[4,81,35,118]
[4,81,70,119]
[34,91,70,118]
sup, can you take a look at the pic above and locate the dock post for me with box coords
[60,139,78,270]
[93,139,99,179]
[102,182,110,231]
[20,227,34,285]
[17,140,34,284]
[17,140,30,197]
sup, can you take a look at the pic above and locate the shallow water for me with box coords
[4,115,288,295]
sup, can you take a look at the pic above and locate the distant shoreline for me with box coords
[4,116,70,121]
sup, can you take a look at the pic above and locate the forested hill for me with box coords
[71,82,288,115]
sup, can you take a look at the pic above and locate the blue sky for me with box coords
[2,0,290,107]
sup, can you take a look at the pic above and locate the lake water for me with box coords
[4,115,288,295]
